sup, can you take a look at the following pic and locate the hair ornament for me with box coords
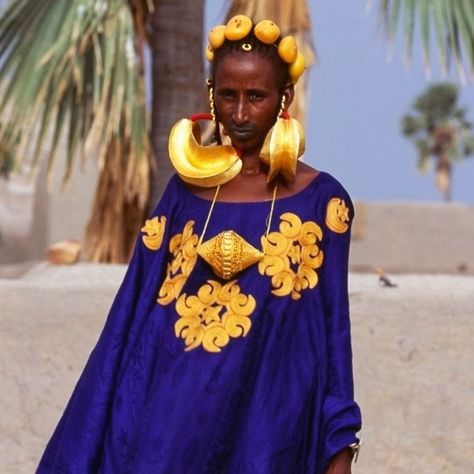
[254,20,280,44]
[208,25,226,49]
[206,15,306,84]
[224,14,253,41]
[205,44,214,61]
[277,36,298,63]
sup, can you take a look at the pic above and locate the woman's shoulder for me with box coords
[293,162,351,201]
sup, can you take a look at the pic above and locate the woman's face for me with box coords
[214,52,291,156]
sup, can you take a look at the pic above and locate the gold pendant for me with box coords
[197,230,264,280]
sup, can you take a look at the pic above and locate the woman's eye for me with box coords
[219,90,234,100]
[249,93,263,101]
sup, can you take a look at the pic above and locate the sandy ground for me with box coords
[1,263,473,473]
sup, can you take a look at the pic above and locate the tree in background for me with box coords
[1,0,473,262]
[401,82,474,201]
[148,0,204,210]
[0,0,204,263]
[0,0,153,263]
[0,0,312,263]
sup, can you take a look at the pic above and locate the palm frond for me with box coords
[0,0,151,206]
[224,0,316,123]
[0,0,154,262]
[373,0,474,81]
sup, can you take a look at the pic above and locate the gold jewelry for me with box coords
[206,79,216,122]
[259,113,305,183]
[168,115,242,188]
[206,15,306,85]
[278,95,286,117]
[348,441,361,463]
[197,182,278,280]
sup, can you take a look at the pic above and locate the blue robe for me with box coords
[38,172,361,473]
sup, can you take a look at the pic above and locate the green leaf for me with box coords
[0,0,152,191]
[374,0,474,80]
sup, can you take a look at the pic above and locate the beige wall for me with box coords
[350,201,474,275]
[2,175,474,275]
[0,157,98,266]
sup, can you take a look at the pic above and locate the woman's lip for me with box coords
[230,128,255,139]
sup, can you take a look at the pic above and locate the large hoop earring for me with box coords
[169,114,241,187]
[206,78,216,123]
[259,111,305,183]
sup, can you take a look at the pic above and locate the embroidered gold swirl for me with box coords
[259,212,323,300]
[157,220,198,305]
[175,280,256,353]
[141,216,166,251]
[325,197,350,234]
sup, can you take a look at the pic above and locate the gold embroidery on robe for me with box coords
[141,216,167,251]
[175,280,256,353]
[259,212,324,300]
[157,220,198,305]
[325,197,350,234]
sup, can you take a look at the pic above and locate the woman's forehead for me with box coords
[214,52,278,86]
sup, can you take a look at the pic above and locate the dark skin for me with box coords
[188,51,317,202]
[188,51,353,473]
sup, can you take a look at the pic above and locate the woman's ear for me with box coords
[282,83,295,111]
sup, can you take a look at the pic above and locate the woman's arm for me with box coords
[325,447,353,474]
[319,187,362,471]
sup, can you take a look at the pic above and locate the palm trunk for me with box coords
[85,137,148,262]
[84,1,152,263]
[433,126,455,202]
[436,155,452,202]
[149,0,205,210]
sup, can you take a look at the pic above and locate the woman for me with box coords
[38,15,361,474]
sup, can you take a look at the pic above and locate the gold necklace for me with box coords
[197,183,278,280]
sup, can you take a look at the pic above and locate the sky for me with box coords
[206,1,474,204]
[0,0,472,203]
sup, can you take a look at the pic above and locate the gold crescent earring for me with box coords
[259,109,306,183]
[168,114,242,187]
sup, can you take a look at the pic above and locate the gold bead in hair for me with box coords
[206,15,306,84]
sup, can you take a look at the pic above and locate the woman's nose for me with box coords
[232,97,249,125]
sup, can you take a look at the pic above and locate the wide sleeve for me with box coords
[318,189,362,470]
[37,176,180,473]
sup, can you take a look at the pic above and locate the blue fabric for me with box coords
[38,172,361,473]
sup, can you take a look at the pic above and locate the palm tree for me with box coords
[0,0,153,263]
[1,0,471,261]
[148,0,205,210]
[372,0,474,82]
[0,0,313,263]
[0,0,205,262]
[401,82,474,201]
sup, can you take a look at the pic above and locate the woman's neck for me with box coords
[239,153,266,176]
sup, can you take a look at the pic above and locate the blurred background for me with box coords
[1,0,473,273]
[1,1,473,473]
